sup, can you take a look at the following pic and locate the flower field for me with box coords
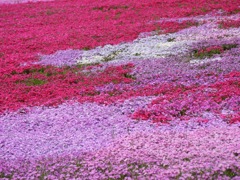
[0,0,240,179]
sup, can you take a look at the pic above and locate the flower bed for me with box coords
[0,0,240,179]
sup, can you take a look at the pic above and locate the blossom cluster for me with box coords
[0,0,240,179]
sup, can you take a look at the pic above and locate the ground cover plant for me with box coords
[0,0,240,179]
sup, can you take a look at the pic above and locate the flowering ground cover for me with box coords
[0,0,240,179]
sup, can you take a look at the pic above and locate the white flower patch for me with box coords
[173,14,240,42]
[75,34,192,65]
[37,13,240,67]
[76,44,127,64]
[123,36,191,59]
[78,55,103,65]
[190,57,222,65]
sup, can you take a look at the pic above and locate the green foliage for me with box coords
[123,73,136,79]
[134,53,141,56]
[175,171,182,179]
[102,51,119,62]
[193,49,221,59]
[159,164,169,169]
[0,172,13,179]
[24,78,46,86]
[222,44,237,50]
[167,38,175,42]
[76,62,99,69]
[21,66,51,75]
[83,46,91,51]
[179,109,187,116]
[126,162,149,178]
[183,158,191,162]
[223,168,237,178]
[193,44,238,59]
